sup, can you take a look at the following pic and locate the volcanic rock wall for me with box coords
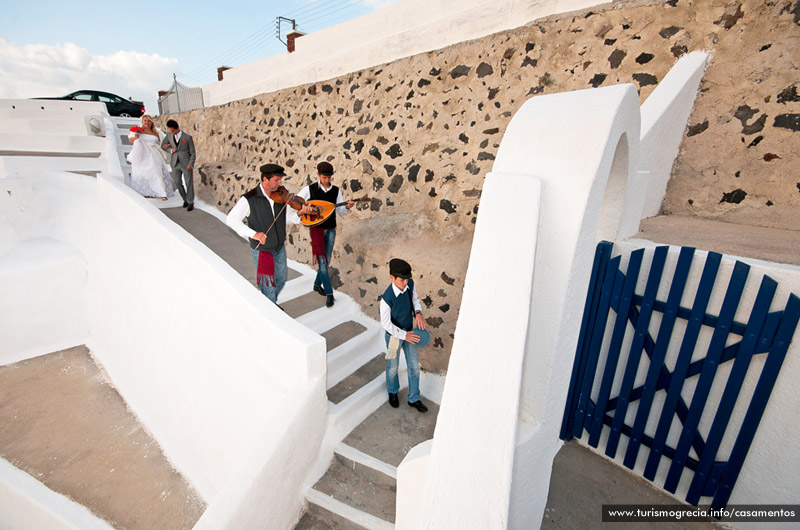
[164,0,800,374]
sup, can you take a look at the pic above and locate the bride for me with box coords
[128,115,174,200]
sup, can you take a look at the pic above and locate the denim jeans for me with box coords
[313,228,336,295]
[251,245,287,304]
[385,331,420,403]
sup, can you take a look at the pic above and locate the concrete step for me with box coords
[0,108,105,122]
[343,389,439,468]
[307,447,397,528]
[0,118,100,136]
[322,320,369,355]
[0,133,106,154]
[327,354,384,405]
[325,319,384,390]
[327,373,399,445]
[304,489,394,530]
[0,155,105,177]
[294,509,345,530]
[284,290,334,319]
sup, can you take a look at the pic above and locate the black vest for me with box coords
[309,182,340,230]
[382,280,415,331]
[244,185,286,252]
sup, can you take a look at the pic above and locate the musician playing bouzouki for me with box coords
[297,161,354,308]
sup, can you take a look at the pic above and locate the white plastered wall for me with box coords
[0,171,328,528]
[0,177,90,363]
[202,0,608,107]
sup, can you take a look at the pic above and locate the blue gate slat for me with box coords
[686,276,777,505]
[597,407,701,471]
[686,341,740,378]
[663,260,751,493]
[712,293,800,507]
[643,251,723,481]
[755,311,782,353]
[607,246,669,460]
[572,255,622,440]
[561,241,613,440]
[588,268,627,446]
[640,298,749,337]
[584,399,596,431]
[625,247,696,470]
[588,253,643,448]
[703,462,728,497]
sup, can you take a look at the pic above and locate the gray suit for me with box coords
[162,131,196,205]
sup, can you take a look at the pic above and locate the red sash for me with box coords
[310,227,327,265]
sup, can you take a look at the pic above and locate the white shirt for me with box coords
[379,282,423,340]
[226,183,302,241]
[174,131,182,143]
[297,180,350,218]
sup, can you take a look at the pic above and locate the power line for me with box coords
[297,0,399,31]
[130,0,400,103]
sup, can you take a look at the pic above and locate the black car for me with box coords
[36,90,145,117]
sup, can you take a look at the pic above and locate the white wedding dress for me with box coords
[128,133,175,198]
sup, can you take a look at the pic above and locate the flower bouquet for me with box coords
[128,125,143,139]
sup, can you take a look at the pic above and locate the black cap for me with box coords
[260,163,286,178]
[389,258,412,279]
[317,161,334,176]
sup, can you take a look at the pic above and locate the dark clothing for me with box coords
[308,182,340,230]
[382,279,416,331]
[244,185,286,252]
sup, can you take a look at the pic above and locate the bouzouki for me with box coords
[300,197,370,227]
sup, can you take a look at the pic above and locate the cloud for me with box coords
[0,38,178,112]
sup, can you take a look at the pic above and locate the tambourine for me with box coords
[413,328,430,348]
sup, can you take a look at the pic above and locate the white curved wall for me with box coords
[639,51,708,218]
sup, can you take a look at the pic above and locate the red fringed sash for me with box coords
[310,227,327,265]
[256,250,275,287]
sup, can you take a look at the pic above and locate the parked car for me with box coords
[35,90,145,117]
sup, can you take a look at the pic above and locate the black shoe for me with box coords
[187,204,194,211]
[182,201,188,208]
[388,393,399,408]
[408,400,428,413]
[314,285,326,296]
[326,295,334,307]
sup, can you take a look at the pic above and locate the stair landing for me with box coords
[0,345,206,529]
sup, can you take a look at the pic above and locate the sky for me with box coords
[0,0,401,115]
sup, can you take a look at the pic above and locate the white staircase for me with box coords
[0,98,137,182]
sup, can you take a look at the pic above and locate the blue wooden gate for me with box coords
[560,241,800,507]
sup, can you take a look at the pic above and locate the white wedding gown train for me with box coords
[128,133,175,198]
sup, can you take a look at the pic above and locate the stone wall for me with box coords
[162,0,800,374]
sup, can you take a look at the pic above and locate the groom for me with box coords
[162,119,196,211]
